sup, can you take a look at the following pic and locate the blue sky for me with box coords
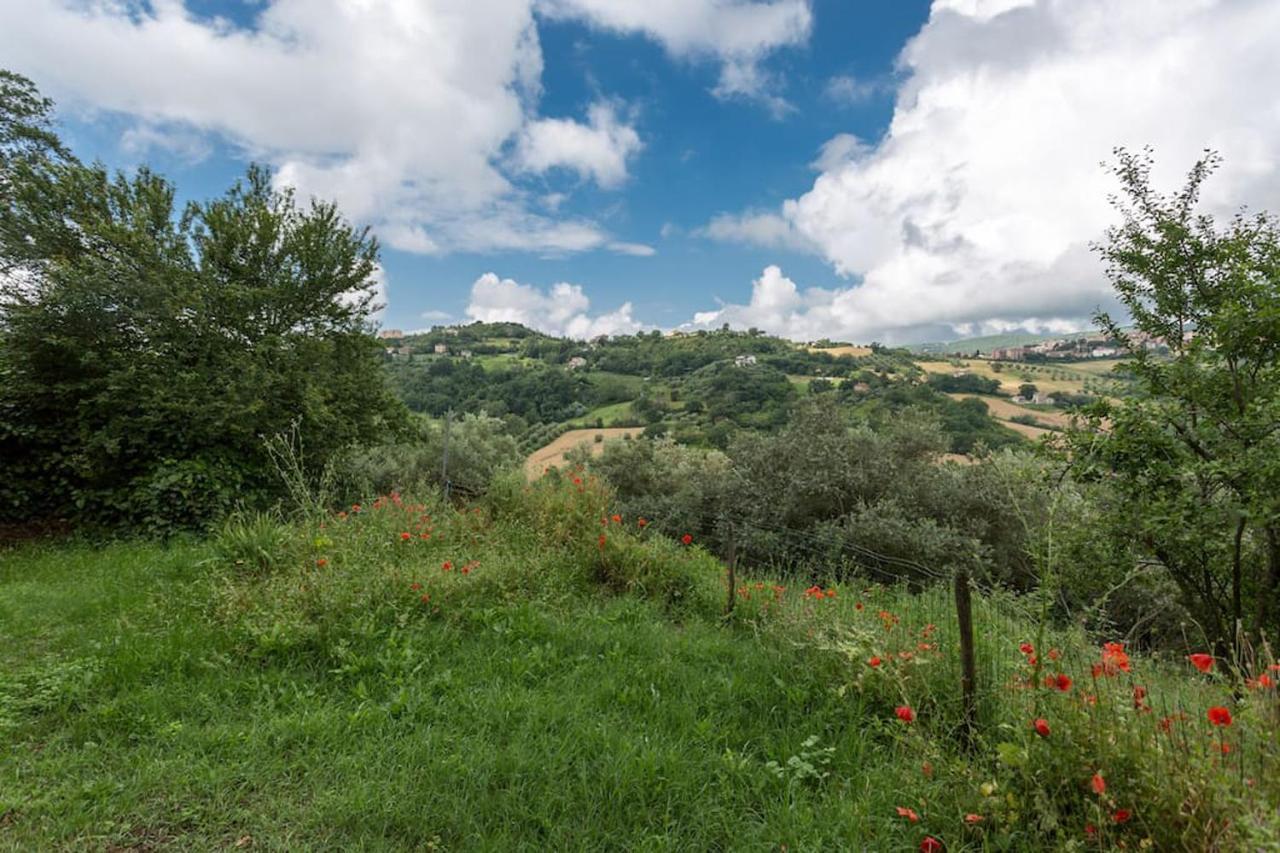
[4,1,1280,342]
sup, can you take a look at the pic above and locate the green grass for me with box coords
[2,482,1277,850]
[567,400,635,427]
[0,539,906,850]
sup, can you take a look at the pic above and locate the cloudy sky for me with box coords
[3,0,1279,343]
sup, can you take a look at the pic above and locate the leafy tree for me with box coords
[0,71,404,531]
[1018,383,1039,399]
[1064,149,1280,651]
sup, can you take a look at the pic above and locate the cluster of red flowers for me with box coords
[736,582,786,602]
[803,585,837,600]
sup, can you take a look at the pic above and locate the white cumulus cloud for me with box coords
[515,102,643,188]
[699,0,1280,342]
[466,273,644,339]
[0,0,660,260]
[537,0,812,113]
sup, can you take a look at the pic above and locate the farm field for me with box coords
[808,345,875,358]
[524,427,643,477]
[945,393,1071,431]
[917,358,1129,398]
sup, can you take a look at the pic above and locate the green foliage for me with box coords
[1063,150,1280,649]
[927,372,1002,394]
[0,75,405,532]
[211,511,298,574]
[335,413,520,500]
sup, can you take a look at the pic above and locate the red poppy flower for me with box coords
[681,534,693,545]
[895,705,916,723]
[419,594,430,604]
[638,518,648,528]
[611,514,622,523]
[1052,673,1072,692]
[1188,653,1214,673]
[399,531,411,541]
[1247,674,1274,690]
[315,558,328,567]
[1019,642,1034,655]
[598,533,607,549]
[410,582,422,591]
[572,477,582,486]
[855,602,864,611]
[919,837,943,853]
[896,806,919,823]
[868,656,882,668]
[1091,773,1106,795]
[921,762,933,778]
[1033,718,1051,738]
[1047,648,1061,661]
[1113,809,1132,824]
[441,561,453,572]
[1102,642,1131,673]
[825,588,837,598]
[964,814,983,825]
[1207,706,1232,727]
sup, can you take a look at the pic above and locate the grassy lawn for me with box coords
[0,538,907,850]
[2,485,1275,850]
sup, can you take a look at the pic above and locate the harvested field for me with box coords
[525,427,643,478]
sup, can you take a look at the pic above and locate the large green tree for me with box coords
[1065,149,1280,652]
[0,71,405,531]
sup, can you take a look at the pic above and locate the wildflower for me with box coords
[964,814,983,825]
[336,511,348,521]
[1247,674,1274,690]
[1085,824,1097,839]
[895,705,916,723]
[896,806,919,823]
[979,782,997,797]
[572,477,582,486]
[410,582,422,591]
[1033,718,1051,738]
[399,531,411,541]
[681,534,693,545]
[1102,642,1131,674]
[855,602,864,611]
[420,594,430,604]
[825,588,837,598]
[868,656,882,668]
[921,762,933,778]
[1113,809,1132,824]
[1207,706,1232,727]
[598,533,607,550]
[461,565,472,575]
[419,532,430,540]
[1091,773,1106,795]
[1218,742,1232,754]
[441,561,453,572]
[315,558,328,567]
[1019,642,1034,655]
[611,514,622,523]
[919,837,943,853]
[351,504,362,512]
[638,518,648,528]
[1047,648,1061,661]
[1188,653,1214,673]
[1052,673,1072,692]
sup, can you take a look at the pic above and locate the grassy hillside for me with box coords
[2,478,1277,850]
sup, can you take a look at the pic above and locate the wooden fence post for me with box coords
[955,566,978,750]
[724,527,738,617]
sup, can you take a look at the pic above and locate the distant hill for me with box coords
[908,329,1092,356]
